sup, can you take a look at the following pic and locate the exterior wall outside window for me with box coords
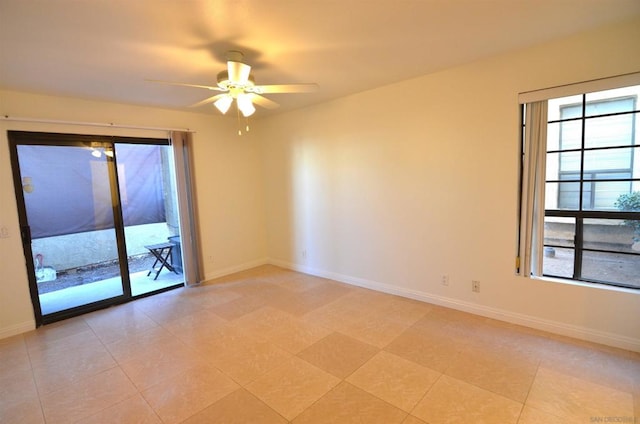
[545,86,640,211]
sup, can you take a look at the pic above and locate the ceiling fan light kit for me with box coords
[149,50,318,132]
[236,94,256,117]
[214,96,233,114]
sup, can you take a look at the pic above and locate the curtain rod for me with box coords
[1,115,195,133]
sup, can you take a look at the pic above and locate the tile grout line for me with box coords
[80,309,165,423]
[513,359,541,424]
[22,334,48,424]
[406,372,446,421]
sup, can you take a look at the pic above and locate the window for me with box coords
[519,82,640,290]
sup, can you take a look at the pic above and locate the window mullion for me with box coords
[579,94,587,211]
[574,95,587,280]
[574,218,583,280]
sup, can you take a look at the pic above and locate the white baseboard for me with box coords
[269,258,640,353]
[0,320,35,340]
[202,257,269,283]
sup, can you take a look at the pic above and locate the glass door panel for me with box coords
[16,143,126,316]
[114,143,184,296]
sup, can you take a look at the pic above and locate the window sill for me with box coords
[531,275,640,294]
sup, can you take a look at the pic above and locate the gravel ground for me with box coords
[543,248,639,288]
[37,254,156,294]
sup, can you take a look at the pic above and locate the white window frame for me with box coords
[517,72,640,290]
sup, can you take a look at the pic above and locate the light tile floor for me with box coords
[1,265,639,423]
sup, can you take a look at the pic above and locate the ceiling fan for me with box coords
[149,50,318,118]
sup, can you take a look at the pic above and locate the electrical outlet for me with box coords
[302,249,307,260]
[441,275,449,286]
[472,280,480,293]
[0,227,8,238]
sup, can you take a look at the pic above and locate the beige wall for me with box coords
[0,92,268,337]
[260,17,640,350]
[1,17,639,350]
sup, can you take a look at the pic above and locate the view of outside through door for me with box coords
[115,142,184,296]
[15,140,183,317]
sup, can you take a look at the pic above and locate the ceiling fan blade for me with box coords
[189,94,227,108]
[146,79,226,91]
[250,94,280,110]
[250,83,318,94]
[227,61,252,84]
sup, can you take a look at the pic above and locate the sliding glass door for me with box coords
[15,141,126,317]
[9,132,184,325]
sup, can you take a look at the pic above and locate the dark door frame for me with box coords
[8,130,182,326]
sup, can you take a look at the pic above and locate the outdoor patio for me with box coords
[39,268,184,315]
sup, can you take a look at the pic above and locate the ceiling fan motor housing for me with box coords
[217,69,255,91]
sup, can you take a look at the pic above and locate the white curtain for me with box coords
[170,131,202,286]
[517,101,548,277]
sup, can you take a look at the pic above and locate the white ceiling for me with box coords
[1,0,639,118]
